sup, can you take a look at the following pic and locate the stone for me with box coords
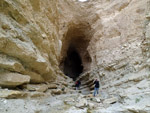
[65,106,87,113]
[51,89,62,95]
[0,89,26,98]
[48,84,57,89]
[29,92,45,98]
[61,81,68,87]
[0,53,25,72]
[88,102,95,109]
[75,98,88,108]
[85,94,93,98]
[0,72,30,87]
[64,98,75,105]
[22,70,44,83]
[25,84,48,92]
[93,97,101,103]
[146,14,150,19]
[103,97,118,104]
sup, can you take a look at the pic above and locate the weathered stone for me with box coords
[88,102,95,109]
[146,14,150,19]
[93,97,101,103]
[61,81,68,87]
[103,97,118,104]
[29,92,45,98]
[0,72,30,87]
[64,98,75,105]
[25,84,48,92]
[51,89,62,95]
[0,53,25,72]
[75,98,88,108]
[48,84,57,89]
[0,89,26,98]
[22,70,44,83]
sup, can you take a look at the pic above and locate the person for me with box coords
[93,79,100,96]
[78,80,81,88]
[75,80,81,90]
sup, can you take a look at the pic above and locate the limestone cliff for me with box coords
[0,0,89,85]
[0,0,150,112]
[0,0,96,86]
[87,0,148,95]
[0,0,149,105]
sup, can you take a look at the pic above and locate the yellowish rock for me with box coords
[48,84,57,89]
[0,89,26,98]
[51,89,62,95]
[29,92,45,98]
[22,70,44,83]
[0,72,30,87]
[0,53,25,72]
[26,84,48,92]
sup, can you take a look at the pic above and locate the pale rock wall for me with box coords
[85,0,150,106]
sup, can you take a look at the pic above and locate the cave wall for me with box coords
[0,0,88,86]
[85,0,149,99]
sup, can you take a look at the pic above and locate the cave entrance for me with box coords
[64,46,83,81]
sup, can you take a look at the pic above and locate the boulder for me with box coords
[25,84,48,92]
[75,98,88,108]
[0,89,26,98]
[22,70,44,83]
[61,81,68,87]
[51,89,62,95]
[48,84,57,89]
[88,102,95,109]
[0,72,30,87]
[103,97,118,104]
[93,97,101,103]
[29,92,45,98]
[64,98,75,105]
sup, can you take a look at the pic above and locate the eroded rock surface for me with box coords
[0,0,149,112]
[0,72,30,87]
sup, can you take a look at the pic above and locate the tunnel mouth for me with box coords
[63,46,83,81]
[59,23,93,81]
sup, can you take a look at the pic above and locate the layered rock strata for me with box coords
[0,0,149,108]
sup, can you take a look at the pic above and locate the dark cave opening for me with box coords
[63,46,83,81]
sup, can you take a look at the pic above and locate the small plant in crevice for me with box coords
[135,98,140,103]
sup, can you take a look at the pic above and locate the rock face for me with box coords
[25,84,48,92]
[0,89,26,98]
[0,72,30,87]
[0,0,149,112]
